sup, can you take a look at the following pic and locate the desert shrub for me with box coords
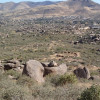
[0,75,33,100]
[45,74,77,86]
[1,85,33,100]
[78,85,100,100]
[45,74,60,86]
[17,75,36,87]
[32,85,54,99]
[31,84,84,100]
[4,69,21,79]
[2,86,26,100]
[0,71,6,81]
[55,74,77,86]
[0,79,15,91]
[90,70,99,76]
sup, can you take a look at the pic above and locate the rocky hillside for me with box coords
[0,1,59,11]
[0,0,100,19]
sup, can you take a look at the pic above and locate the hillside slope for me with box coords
[0,0,100,19]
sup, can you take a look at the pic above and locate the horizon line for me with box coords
[0,0,100,4]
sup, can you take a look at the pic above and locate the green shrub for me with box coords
[2,86,25,100]
[31,84,83,100]
[44,74,60,86]
[32,85,54,99]
[17,75,36,87]
[55,74,77,86]
[1,85,33,100]
[0,76,33,100]
[0,71,6,81]
[4,69,21,79]
[78,85,100,100]
[45,74,77,86]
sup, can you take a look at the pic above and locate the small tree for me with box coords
[56,74,77,86]
[78,85,100,100]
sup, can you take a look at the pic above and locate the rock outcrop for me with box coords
[4,59,24,72]
[42,61,57,67]
[48,61,58,67]
[41,62,49,67]
[23,60,45,83]
[44,63,67,76]
[4,59,21,70]
[73,67,90,79]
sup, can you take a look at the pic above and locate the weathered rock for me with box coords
[83,67,90,79]
[4,63,15,70]
[0,61,4,73]
[4,59,21,70]
[17,64,25,72]
[6,59,20,67]
[8,75,15,79]
[23,60,45,83]
[0,61,2,67]
[89,75,100,81]
[73,67,90,79]
[14,67,23,72]
[41,62,49,67]
[44,63,67,76]
[48,61,57,67]
[20,64,25,68]
[89,76,94,80]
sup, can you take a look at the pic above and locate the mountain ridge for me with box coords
[0,0,100,19]
[0,1,60,11]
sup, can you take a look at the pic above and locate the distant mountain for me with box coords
[0,1,59,11]
[66,0,99,7]
[0,0,100,19]
[59,0,100,17]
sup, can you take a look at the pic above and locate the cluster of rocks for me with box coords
[76,34,100,44]
[0,59,92,83]
[4,59,24,72]
[23,60,67,83]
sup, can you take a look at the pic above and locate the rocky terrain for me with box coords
[0,58,100,100]
[0,0,100,100]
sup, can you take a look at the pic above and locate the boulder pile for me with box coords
[0,59,92,83]
[4,59,24,72]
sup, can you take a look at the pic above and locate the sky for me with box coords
[0,0,100,4]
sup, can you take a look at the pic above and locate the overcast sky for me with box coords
[0,0,100,4]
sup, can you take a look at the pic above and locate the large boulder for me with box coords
[23,60,45,83]
[44,63,67,76]
[73,67,90,79]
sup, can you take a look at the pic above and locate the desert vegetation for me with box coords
[0,0,100,99]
